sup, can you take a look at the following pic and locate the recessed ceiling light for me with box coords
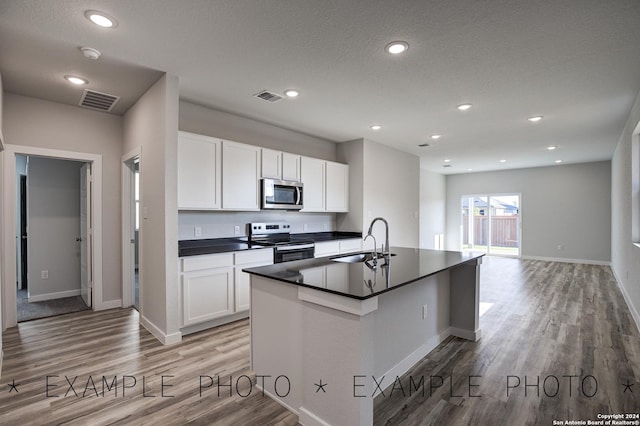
[430,134,441,140]
[457,103,473,111]
[547,145,557,150]
[370,125,381,130]
[467,168,473,172]
[444,159,451,163]
[64,75,88,85]
[85,10,118,28]
[499,159,507,163]
[385,41,409,54]
[528,115,543,122]
[284,89,299,98]
[555,160,563,163]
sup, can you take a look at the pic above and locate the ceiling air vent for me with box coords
[79,89,120,112]
[253,90,284,103]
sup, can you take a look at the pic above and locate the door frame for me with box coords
[2,144,103,329]
[121,147,141,310]
[461,192,522,257]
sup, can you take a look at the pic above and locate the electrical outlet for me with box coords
[556,244,564,250]
[234,225,241,235]
[41,270,49,280]
[422,304,428,319]
[194,227,202,237]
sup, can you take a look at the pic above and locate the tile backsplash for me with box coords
[178,211,336,240]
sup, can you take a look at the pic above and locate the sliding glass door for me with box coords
[461,194,520,256]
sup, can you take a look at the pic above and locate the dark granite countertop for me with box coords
[243,247,485,300]
[178,232,363,257]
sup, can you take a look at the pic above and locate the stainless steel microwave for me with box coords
[261,178,303,210]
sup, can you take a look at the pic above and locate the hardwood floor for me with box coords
[1,257,638,425]
[374,257,640,425]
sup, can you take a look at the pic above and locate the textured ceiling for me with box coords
[1,0,640,174]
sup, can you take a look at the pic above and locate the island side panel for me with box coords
[449,258,482,340]
[372,271,452,390]
[299,300,376,426]
[250,275,304,413]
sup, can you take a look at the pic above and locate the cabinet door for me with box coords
[339,239,362,254]
[300,156,326,212]
[177,132,221,210]
[282,153,301,182]
[261,148,282,179]
[314,241,340,257]
[325,161,349,212]
[234,249,274,312]
[222,141,260,210]
[182,267,233,326]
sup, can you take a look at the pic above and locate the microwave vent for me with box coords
[254,90,284,103]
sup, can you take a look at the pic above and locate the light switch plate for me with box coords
[234,225,240,235]
[41,270,49,280]
[194,227,202,237]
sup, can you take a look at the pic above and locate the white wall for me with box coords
[123,74,180,344]
[3,93,123,303]
[337,139,420,248]
[0,71,4,368]
[611,89,640,330]
[27,157,83,300]
[420,170,446,249]
[446,161,612,263]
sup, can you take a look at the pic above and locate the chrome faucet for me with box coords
[363,233,378,268]
[366,217,390,259]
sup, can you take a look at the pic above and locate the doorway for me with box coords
[2,144,104,329]
[122,149,141,311]
[14,156,92,322]
[461,194,521,257]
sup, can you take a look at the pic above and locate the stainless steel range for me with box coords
[249,222,315,263]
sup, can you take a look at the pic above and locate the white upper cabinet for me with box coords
[177,131,221,210]
[301,156,326,212]
[325,161,349,212]
[261,149,301,182]
[282,152,301,182]
[222,140,260,210]
[261,148,282,179]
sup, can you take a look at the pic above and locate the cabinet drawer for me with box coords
[182,253,233,272]
[339,239,362,254]
[235,249,274,266]
[314,241,340,257]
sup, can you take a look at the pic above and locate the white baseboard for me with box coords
[256,384,300,416]
[521,255,611,266]
[96,299,122,310]
[140,314,182,345]
[28,289,80,303]
[372,327,452,397]
[180,311,249,336]
[298,406,331,426]
[450,326,481,341]
[611,267,640,334]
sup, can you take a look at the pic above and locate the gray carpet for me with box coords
[17,288,90,322]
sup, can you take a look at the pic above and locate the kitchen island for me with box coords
[243,247,484,426]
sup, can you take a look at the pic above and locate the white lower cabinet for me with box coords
[182,266,233,326]
[314,238,362,258]
[180,249,273,328]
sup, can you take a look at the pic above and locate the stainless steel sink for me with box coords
[332,252,395,263]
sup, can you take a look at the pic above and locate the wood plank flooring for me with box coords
[1,257,638,425]
[374,257,640,425]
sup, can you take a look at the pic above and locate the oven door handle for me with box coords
[275,243,315,251]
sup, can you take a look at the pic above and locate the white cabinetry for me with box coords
[282,153,301,182]
[177,131,221,210]
[181,253,234,326]
[314,238,362,258]
[234,249,274,312]
[222,141,260,210]
[325,161,349,212]
[301,156,326,212]
[301,157,349,213]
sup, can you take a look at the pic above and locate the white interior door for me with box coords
[80,163,92,307]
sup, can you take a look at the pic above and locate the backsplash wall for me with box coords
[178,211,336,240]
